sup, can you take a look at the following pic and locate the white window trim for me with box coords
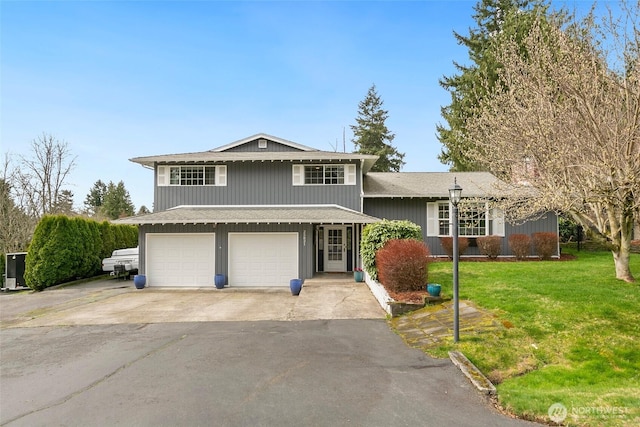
[157,165,227,187]
[426,201,505,237]
[292,164,356,186]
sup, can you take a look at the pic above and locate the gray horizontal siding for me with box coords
[139,223,314,280]
[155,161,361,211]
[363,198,559,257]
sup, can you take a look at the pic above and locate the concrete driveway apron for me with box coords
[1,278,385,328]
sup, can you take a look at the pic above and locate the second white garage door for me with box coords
[228,232,298,287]
[146,233,215,287]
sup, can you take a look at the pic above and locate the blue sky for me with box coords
[0,0,589,211]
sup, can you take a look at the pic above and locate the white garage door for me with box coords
[229,232,298,287]
[146,233,215,287]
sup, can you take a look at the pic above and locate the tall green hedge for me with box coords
[24,216,138,291]
[360,219,422,281]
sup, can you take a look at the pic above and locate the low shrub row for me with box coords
[437,233,559,260]
[25,215,137,291]
[440,236,503,258]
[509,232,558,260]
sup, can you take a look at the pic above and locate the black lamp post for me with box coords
[448,178,462,343]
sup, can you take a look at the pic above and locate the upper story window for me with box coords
[292,164,356,186]
[427,201,504,237]
[304,165,345,185]
[157,165,227,187]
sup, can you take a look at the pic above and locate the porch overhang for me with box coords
[114,205,381,226]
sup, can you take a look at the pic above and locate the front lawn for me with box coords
[426,249,640,426]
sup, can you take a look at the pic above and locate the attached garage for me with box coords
[146,233,215,287]
[229,232,298,287]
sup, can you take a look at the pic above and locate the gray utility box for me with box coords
[5,252,27,289]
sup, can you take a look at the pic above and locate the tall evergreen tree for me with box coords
[351,85,405,172]
[437,0,553,171]
[53,190,75,215]
[84,180,107,216]
[101,181,135,219]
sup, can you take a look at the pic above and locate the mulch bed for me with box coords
[387,289,429,304]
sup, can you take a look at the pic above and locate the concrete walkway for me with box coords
[1,276,385,328]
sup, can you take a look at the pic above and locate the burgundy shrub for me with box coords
[376,239,430,293]
[532,232,558,260]
[477,235,503,259]
[508,234,531,260]
[439,236,470,259]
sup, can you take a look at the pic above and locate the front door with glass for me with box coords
[324,226,346,271]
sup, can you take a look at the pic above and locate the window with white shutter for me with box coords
[490,207,505,236]
[158,165,227,186]
[293,164,356,186]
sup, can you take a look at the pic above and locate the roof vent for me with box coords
[258,139,267,149]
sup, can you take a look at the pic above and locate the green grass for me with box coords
[425,250,640,426]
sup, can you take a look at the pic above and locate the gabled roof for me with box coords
[114,205,380,225]
[211,133,317,152]
[129,134,380,173]
[363,172,504,198]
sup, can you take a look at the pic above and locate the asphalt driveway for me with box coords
[0,279,535,426]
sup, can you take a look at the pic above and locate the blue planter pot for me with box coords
[290,279,303,296]
[427,283,442,297]
[354,271,364,282]
[133,275,146,289]
[214,274,226,289]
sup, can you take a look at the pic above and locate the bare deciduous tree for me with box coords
[16,133,77,217]
[467,5,640,281]
[0,155,36,254]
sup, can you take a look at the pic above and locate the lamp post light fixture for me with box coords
[448,178,462,343]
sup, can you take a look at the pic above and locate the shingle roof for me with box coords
[114,205,380,225]
[363,172,504,198]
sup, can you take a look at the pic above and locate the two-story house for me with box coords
[117,133,558,288]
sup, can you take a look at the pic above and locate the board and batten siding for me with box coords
[362,198,559,257]
[223,139,303,152]
[503,213,559,257]
[139,223,314,281]
[155,161,362,211]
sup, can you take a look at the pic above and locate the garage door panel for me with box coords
[229,233,298,287]
[146,234,215,287]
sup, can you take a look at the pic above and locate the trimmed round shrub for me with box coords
[508,234,531,260]
[477,235,503,258]
[439,236,469,259]
[532,232,558,260]
[376,239,430,293]
[360,220,422,281]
